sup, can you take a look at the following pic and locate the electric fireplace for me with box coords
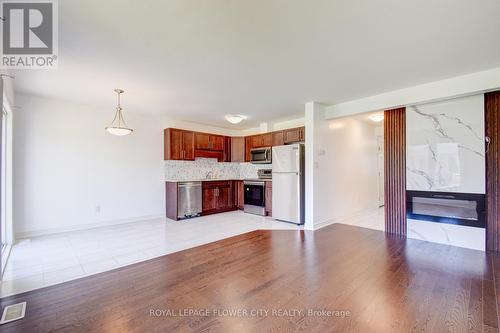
[406,190,485,228]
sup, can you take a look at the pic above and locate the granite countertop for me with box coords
[164,178,272,182]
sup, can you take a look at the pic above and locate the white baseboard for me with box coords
[15,214,165,239]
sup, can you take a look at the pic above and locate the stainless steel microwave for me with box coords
[250,147,272,164]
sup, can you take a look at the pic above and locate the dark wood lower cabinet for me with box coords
[202,181,237,215]
[202,183,218,214]
[265,181,272,216]
[235,180,244,209]
[165,182,178,220]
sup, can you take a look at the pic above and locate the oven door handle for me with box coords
[244,181,265,186]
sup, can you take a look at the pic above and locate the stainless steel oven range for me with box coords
[243,180,266,216]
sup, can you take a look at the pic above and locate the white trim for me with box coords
[325,67,500,119]
[0,243,12,279]
[1,93,13,250]
[15,214,165,239]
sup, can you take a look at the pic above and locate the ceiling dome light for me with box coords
[225,114,247,124]
[369,114,384,123]
[106,89,133,136]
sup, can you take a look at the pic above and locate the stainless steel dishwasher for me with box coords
[177,182,202,219]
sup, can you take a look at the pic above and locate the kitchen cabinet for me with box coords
[164,128,194,160]
[195,133,224,151]
[231,137,245,162]
[244,133,273,161]
[272,131,284,146]
[265,181,272,216]
[165,126,304,162]
[223,136,231,162]
[253,133,272,147]
[245,136,252,162]
[194,132,229,162]
[165,182,178,220]
[262,133,273,147]
[195,149,224,161]
[283,127,305,144]
[202,181,236,215]
[235,180,244,209]
[216,182,232,210]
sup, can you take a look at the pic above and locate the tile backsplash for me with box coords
[164,158,271,181]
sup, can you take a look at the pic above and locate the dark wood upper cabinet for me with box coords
[211,135,225,151]
[195,132,211,150]
[283,127,305,144]
[245,136,253,162]
[223,136,231,162]
[299,127,305,141]
[272,131,284,146]
[195,132,225,151]
[231,137,245,162]
[164,128,194,160]
[182,131,195,160]
[261,133,272,147]
[250,133,272,148]
[179,131,231,162]
[166,126,304,162]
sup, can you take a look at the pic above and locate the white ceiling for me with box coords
[12,0,500,129]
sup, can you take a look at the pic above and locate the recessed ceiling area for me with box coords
[12,0,500,129]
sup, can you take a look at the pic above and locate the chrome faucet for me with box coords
[206,171,214,179]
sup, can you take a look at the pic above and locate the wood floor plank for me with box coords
[1,223,499,333]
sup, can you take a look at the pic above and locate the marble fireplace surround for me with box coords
[406,94,485,194]
[405,94,486,250]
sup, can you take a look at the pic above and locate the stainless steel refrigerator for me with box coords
[272,144,305,224]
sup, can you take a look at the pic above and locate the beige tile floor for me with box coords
[1,208,384,297]
[1,211,301,297]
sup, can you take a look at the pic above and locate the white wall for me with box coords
[13,94,247,237]
[304,102,323,230]
[306,103,379,229]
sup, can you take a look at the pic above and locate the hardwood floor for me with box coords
[1,223,499,332]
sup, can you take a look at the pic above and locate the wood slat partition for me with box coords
[486,91,500,252]
[384,107,406,236]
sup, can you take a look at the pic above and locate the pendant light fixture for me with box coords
[106,89,133,136]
